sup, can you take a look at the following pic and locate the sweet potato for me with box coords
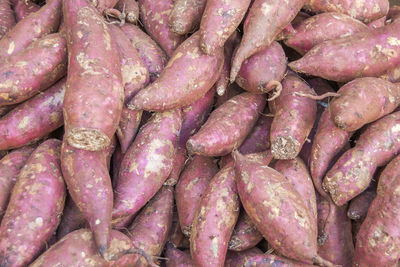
[0,0,62,60]
[120,24,168,82]
[323,111,400,206]
[353,154,400,267]
[304,0,389,23]
[347,181,377,221]
[127,186,174,265]
[225,248,263,267]
[0,78,66,151]
[382,64,400,83]
[317,197,354,267]
[0,139,65,267]
[139,0,184,57]
[56,196,86,240]
[187,92,265,157]
[129,32,224,111]
[168,0,207,35]
[164,146,186,186]
[235,41,287,94]
[289,22,400,82]
[0,33,66,107]
[112,109,182,221]
[215,82,243,108]
[274,157,317,223]
[168,212,190,249]
[285,12,368,55]
[0,146,34,221]
[63,0,124,151]
[11,0,40,21]
[329,77,400,131]
[175,155,219,237]
[228,212,263,252]
[199,0,250,55]
[115,0,139,23]
[0,0,15,39]
[269,73,317,160]
[190,162,240,267]
[233,151,333,266]
[165,243,193,267]
[230,0,305,82]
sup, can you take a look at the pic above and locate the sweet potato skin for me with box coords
[129,32,224,111]
[168,0,207,35]
[347,183,376,221]
[0,0,62,60]
[187,92,265,157]
[0,33,67,107]
[329,77,400,131]
[236,41,287,94]
[228,212,263,252]
[199,0,250,55]
[289,22,400,82]
[63,0,124,151]
[56,196,86,240]
[112,109,182,221]
[0,78,65,151]
[0,0,15,39]
[115,0,139,23]
[139,0,184,57]
[164,146,186,186]
[323,111,400,206]
[175,155,219,237]
[0,139,65,267]
[269,73,317,160]
[238,112,273,154]
[11,0,40,21]
[285,12,368,55]
[190,162,240,267]
[165,243,193,267]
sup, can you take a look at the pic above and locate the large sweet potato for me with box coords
[0,78,65,151]
[0,139,65,267]
[0,0,15,39]
[323,111,400,206]
[168,0,207,35]
[190,162,240,267]
[11,0,40,21]
[187,92,265,157]
[63,0,124,151]
[228,212,263,252]
[129,32,224,111]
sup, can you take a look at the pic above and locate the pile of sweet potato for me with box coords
[0,0,399,266]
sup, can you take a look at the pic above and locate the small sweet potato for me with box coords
[235,41,287,94]
[230,0,305,82]
[0,0,15,39]
[228,212,263,252]
[115,0,139,23]
[112,109,181,221]
[164,146,186,186]
[0,0,62,60]
[199,0,251,55]
[187,92,265,157]
[0,146,34,221]
[347,181,377,221]
[0,139,66,267]
[175,155,219,237]
[285,12,368,55]
[269,73,317,159]
[56,196,86,240]
[139,0,184,57]
[329,77,400,131]
[168,0,207,35]
[129,32,224,111]
[323,111,400,206]
[190,162,240,267]
[165,243,193,267]
[63,0,124,151]
[0,33,67,107]
[289,22,400,82]
[11,0,40,21]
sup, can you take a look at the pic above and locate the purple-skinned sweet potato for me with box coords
[329,77,400,131]
[353,154,400,267]
[0,33,67,107]
[168,0,207,35]
[0,139,66,267]
[168,212,190,249]
[323,111,400,206]
[199,0,251,55]
[289,22,400,82]
[228,212,263,252]
[56,196,86,240]
[269,73,317,160]
[0,0,62,60]
[112,109,182,221]
[0,78,66,151]
[347,180,377,221]
[0,146,35,221]
[215,82,243,108]
[175,155,219,237]
[0,0,15,39]
[129,32,224,111]
[139,0,184,57]
[120,23,168,82]
[233,151,334,266]
[115,0,139,23]
[190,162,240,267]
[230,0,305,82]
[165,243,193,267]
[235,41,287,94]
[63,0,124,151]
[285,12,369,55]
[187,92,265,157]
[164,146,186,186]
[11,0,40,21]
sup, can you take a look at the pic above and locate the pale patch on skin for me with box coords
[211,237,219,258]
[121,62,147,86]
[76,52,101,75]
[17,116,30,129]
[260,2,273,16]
[166,52,183,68]
[7,41,14,55]
[388,37,400,46]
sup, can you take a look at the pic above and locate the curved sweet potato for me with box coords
[115,0,139,23]
[56,196,86,240]
[168,0,207,35]
[165,243,193,267]
[11,0,40,21]
[228,212,263,252]
[0,139,65,267]
[0,0,15,39]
